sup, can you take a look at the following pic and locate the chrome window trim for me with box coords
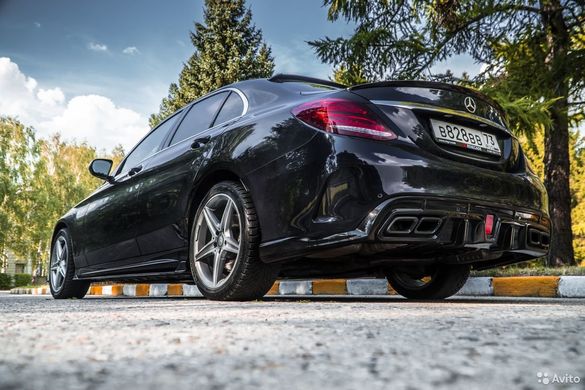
[182,87,248,118]
[225,87,249,117]
[168,87,248,147]
[115,87,249,178]
[371,100,509,133]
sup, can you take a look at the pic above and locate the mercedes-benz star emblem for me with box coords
[464,96,477,113]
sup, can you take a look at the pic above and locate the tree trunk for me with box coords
[541,0,575,266]
[544,101,575,266]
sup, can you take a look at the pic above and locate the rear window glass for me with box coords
[213,92,244,126]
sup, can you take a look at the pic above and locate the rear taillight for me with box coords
[292,98,397,140]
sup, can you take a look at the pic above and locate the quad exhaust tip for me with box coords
[386,216,442,235]
[415,217,442,234]
[528,228,550,248]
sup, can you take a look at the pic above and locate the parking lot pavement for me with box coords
[0,294,584,390]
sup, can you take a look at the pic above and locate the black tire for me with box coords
[189,181,278,301]
[386,264,470,300]
[49,229,90,299]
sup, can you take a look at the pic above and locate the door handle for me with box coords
[128,165,143,176]
[191,136,211,149]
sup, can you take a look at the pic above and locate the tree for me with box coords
[310,0,585,266]
[15,136,125,272]
[518,127,585,265]
[0,118,37,271]
[150,0,274,127]
[1,116,126,273]
[331,64,368,85]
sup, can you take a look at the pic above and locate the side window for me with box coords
[213,92,245,126]
[119,112,180,174]
[169,92,228,146]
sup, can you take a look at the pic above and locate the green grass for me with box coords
[472,265,585,277]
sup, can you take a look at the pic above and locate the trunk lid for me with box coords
[350,81,525,173]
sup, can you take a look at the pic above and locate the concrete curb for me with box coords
[9,276,585,298]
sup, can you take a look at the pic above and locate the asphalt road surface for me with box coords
[0,293,584,390]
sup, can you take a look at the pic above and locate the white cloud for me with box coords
[88,42,108,52]
[37,88,65,106]
[122,46,140,55]
[34,22,41,28]
[0,57,148,151]
[40,95,146,150]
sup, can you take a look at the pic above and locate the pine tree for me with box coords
[150,0,274,127]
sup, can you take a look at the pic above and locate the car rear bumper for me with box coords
[373,196,550,263]
[259,195,550,268]
[251,133,549,268]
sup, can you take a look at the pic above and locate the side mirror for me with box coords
[89,159,115,183]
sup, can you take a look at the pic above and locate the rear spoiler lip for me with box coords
[268,74,347,89]
[349,80,504,113]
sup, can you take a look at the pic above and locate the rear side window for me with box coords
[119,112,180,174]
[213,92,245,126]
[170,92,228,146]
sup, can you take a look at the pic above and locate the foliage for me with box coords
[0,117,124,273]
[311,0,583,83]
[472,265,585,277]
[13,273,31,287]
[517,127,585,261]
[331,64,368,86]
[150,0,274,127]
[0,273,11,290]
[0,118,37,270]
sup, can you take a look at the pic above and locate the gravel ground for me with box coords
[0,293,584,390]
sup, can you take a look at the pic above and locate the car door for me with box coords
[80,112,181,272]
[132,91,246,260]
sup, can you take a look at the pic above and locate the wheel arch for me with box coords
[186,167,252,238]
[50,220,83,270]
[51,220,69,246]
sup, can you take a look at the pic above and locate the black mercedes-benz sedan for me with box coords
[49,74,550,301]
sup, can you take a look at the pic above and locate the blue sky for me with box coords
[0,0,482,150]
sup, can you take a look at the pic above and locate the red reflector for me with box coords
[485,214,494,236]
[292,98,397,140]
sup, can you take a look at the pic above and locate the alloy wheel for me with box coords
[50,236,68,291]
[193,193,242,289]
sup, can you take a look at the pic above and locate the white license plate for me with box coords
[430,119,501,156]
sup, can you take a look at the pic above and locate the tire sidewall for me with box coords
[387,264,470,299]
[49,229,75,297]
[189,182,255,297]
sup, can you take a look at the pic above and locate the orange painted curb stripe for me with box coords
[167,284,183,296]
[89,285,102,295]
[312,279,347,295]
[266,281,280,295]
[135,284,150,296]
[111,284,124,296]
[493,276,560,297]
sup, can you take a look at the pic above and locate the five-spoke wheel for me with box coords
[194,193,242,288]
[50,236,68,292]
[190,181,278,300]
[49,229,90,299]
